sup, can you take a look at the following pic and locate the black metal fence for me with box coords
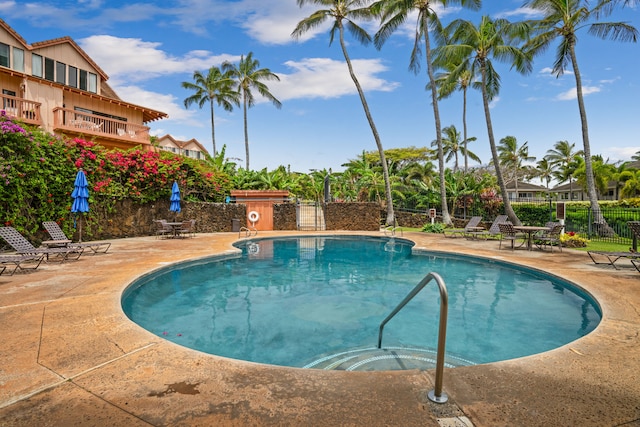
[396,196,640,245]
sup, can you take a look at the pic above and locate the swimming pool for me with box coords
[122,235,601,370]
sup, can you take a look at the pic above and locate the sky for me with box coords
[2,0,639,176]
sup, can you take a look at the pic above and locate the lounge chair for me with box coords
[0,227,84,262]
[586,221,640,271]
[498,222,526,250]
[42,221,111,254]
[468,215,509,240]
[587,251,640,270]
[0,253,46,275]
[442,216,483,238]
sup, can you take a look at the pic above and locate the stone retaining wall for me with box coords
[79,200,382,240]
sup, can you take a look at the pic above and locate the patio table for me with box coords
[513,225,550,251]
[165,222,184,238]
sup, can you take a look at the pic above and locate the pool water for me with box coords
[122,236,601,369]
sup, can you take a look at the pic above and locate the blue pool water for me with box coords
[122,236,601,369]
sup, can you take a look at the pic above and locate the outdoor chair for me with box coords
[0,227,84,262]
[42,221,111,254]
[443,216,483,238]
[498,222,526,250]
[535,223,564,252]
[468,215,509,240]
[154,219,173,239]
[0,253,46,275]
[176,219,196,238]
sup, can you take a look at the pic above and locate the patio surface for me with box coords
[0,231,638,426]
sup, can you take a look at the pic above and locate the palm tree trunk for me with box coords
[209,98,217,156]
[243,93,250,170]
[424,30,452,226]
[463,86,468,174]
[481,63,520,225]
[569,43,612,236]
[338,23,395,226]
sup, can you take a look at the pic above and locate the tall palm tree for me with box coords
[544,140,583,201]
[222,52,282,170]
[292,0,395,226]
[181,66,239,156]
[371,0,481,226]
[497,135,536,199]
[535,158,554,191]
[438,16,532,225]
[431,124,480,172]
[524,0,638,235]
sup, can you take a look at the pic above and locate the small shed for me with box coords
[231,190,290,231]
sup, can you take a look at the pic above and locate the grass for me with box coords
[577,240,633,253]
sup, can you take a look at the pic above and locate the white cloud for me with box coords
[273,57,399,101]
[79,35,240,83]
[495,7,542,19]
[556,86,601,101]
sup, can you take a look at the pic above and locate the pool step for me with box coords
[302,347,476,371]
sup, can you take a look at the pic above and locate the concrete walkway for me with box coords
[0,231,638,426]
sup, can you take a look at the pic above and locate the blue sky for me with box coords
[3,1,639,175]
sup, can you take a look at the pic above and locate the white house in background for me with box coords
[156,134,209,160]
[505,181,549,201]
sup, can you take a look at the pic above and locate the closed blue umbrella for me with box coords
[71,169,89,242]
[170,181,181,219]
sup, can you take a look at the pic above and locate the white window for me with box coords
[13,48,24,72]
[32,53,43,77]
[88,72,97,93]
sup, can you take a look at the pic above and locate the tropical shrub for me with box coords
[422,222,445,233]
[560,231,588,248]
[0,113,231,239]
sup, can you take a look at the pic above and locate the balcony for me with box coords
[1,94,42,126]
[52,107,151,148]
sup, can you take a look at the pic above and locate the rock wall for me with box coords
[324,203,380,231]
[80,200,382,240]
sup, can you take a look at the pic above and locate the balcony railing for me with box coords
[52,107,150,142]
[1,94,42,126]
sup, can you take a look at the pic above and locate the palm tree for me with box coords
[544,140,583,201]
[535,158,554,196]
[497,136,536,199]
[574,155,616,199]
[181,66,239,156]
[438,16,532,225]
[525,0,638,235]
[431,124,480,172]
[371,0,481,226]
[292,0,395,226]
[222,52,282,170]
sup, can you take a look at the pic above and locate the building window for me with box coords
[55,61,66,85]
[13,48,24,72]
[68,66,77,88]
[44,57,55,81]
[88,72,97,93]
[79,69,87,90]
[0,43,9,67]
[32,54,43,77]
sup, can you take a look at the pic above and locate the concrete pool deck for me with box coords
[0,231,638,426]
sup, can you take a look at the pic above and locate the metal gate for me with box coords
[296,202,326,231]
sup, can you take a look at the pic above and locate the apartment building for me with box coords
[156,134,210,160]
[0,18,167,151]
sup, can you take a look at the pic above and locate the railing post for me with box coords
[377,272,449,403]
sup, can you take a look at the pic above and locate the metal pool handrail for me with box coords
[377,272,449,404]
